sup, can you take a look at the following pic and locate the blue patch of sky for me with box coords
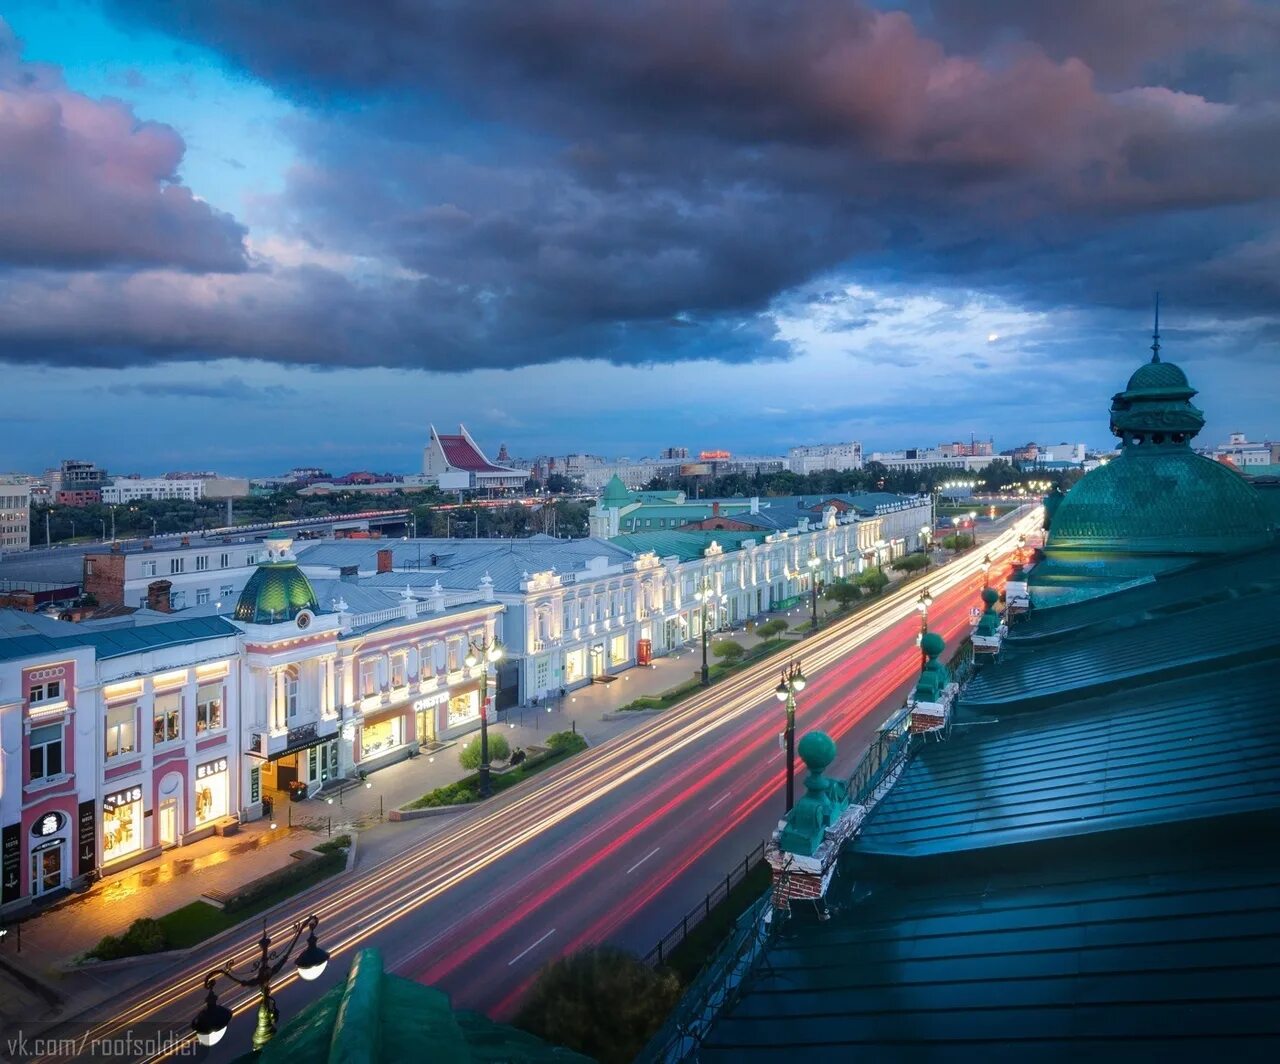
[5,0,294,224]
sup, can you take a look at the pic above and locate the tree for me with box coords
[942,533,974,551]
[514,946,682,1064]
[711,639,745,664]
[890,553,928,573]
[756,618,789,639]
[856,568,889,595]
[458,732,511,769]
[823,580,861,611]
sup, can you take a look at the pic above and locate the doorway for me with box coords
[30,841,64,897]
[589,643,605,678]
[159,798,178,848]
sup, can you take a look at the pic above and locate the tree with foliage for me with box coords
[514,946,682,1064]
[823,580,861,611]
[891,553,928,573]
[711,639,745,664]
[544,730,588,755]
[755,618,789,639]
[856,567,889,595]
[458,732,511,769]
[943,533,974,551]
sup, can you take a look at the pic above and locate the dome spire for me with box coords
[1150,292,1161,363]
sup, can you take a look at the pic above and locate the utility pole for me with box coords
[45,510,50,549]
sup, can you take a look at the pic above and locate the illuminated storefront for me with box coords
[361,715,404,759]
[194,757,229,826]
[563,648,586,684]
[413,691,448,744]
[446,689,479,729]
[103,785,144,863]
[610,634,629,665]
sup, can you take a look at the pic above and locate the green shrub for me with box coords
[545,730,588,755]
[711,639,745,663]
[314,834,352,856]
[458,732,512,769]
[755,618,789,639]
[89,917,167,960]
[891,553,928,572]
[943,533,974,550]
[823,581,861,610]
[857,568,889,595]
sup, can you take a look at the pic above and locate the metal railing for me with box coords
[844,704,913,806]
[643,841,768,967]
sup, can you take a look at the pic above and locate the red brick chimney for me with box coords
[146,579,173,613]
[180,535,190,547]
[376,548,394,574]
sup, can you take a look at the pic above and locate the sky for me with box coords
[1,0,1277,476]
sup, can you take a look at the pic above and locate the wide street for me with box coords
[28,513,1036,1063]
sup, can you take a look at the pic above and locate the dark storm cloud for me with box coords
[0,21,246,272]
[2,1,1277,373]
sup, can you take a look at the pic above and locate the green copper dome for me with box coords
[601,474,631,506]
[234,537,320,624]
[1123,360,1193,396]
[1047,450,1270,556]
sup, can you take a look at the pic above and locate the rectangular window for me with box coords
[246,553,257,565]
[219,553,230,568]
[142,561,157,577]
[170,590,186,609]
[196,588,211,605]
[285,670,299,717]
[153,691,182,745]
[219,584,234,598]
[390,652,407,689]
[105,703,137,758]
[195,555,209,571]
[536,658,550,690]
[360,660,377,698]
[170,557,185,574]
[29,680,62,704]
[196,684,223,732]
[29,723,63,780]
[448,640,462,672]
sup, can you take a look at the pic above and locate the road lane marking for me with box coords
[708,792,733,810]
[627,847,661,875]
[508,928,557,966]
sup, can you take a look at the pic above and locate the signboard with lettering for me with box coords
[2,822,20,904]
[412,692,449,713]
[31,811,65,837]
[78,800,97,876]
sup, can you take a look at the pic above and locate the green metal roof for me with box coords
[0,615,240,663]
[253,948,588,1064]
[609,530,763,561]
[234,562,320,624]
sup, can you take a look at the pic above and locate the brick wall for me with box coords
[83,551,126,606]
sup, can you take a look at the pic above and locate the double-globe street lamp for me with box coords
[806,554,823,632]
[983,553,993,588]
[693,576,716,686]
[917,588,934,668]
[192,914,330,1051]
[464,636,506,798]
[920,524,933,572]
[775,661,806,812]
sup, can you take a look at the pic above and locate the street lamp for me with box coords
[983,553,993,588]
[693,576,716,686]
[806,555,822,631]
[874,538,887,574]
[917,588,934,668]
[464,636,505,798]
[774,661,806,812]
[192,914,329,1051]
[920,524,932,572]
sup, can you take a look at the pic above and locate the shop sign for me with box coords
[32,811,65,837]
[197,757,228,780]
[2,823,19,905]
[78,800,96,874]
[287,722,318,746]
[412,692,449,712]
[104,786,142,811]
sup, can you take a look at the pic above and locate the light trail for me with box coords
[37,511,1040,1063]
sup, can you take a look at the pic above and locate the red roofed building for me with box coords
[423,424,529,491]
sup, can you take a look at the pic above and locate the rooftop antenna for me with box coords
[1150,292,1161,363]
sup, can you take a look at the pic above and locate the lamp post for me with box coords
[774,661,806,812]
[920,524,932,572]
[465,636,505,798]
[1017,533,1027,562]
[874,538,887,574]
[192,914,329,1051]
[693,576,715,686]
[916,588,933,668]
[982,553,993,588]
[806,555,821,631]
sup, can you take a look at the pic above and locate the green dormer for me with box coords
[234,536,320,624]
[778,732,848,857]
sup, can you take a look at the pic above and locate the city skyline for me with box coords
[2,1,1278,470]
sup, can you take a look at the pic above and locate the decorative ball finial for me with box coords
[981,586,1000,607]
[921,631,945,659]
[797,730,836,774]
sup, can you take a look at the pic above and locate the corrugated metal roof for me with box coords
[609,531,763,561]
[962,589,1280,711]
[857,662,1280,858]
[0,614,240,663]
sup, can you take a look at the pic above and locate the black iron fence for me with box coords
[644,840,768,967]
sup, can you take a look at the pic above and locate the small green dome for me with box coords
[234,537,320,624]
[797,731,836,771]
[601,475,630,505]
[921,631,945,658]
[1124,359,1193,396]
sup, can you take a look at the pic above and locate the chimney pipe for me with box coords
[146,579,173,613]
[376,548,394,574]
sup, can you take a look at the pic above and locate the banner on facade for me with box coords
[2,822,20,904]
[78,800,97,876]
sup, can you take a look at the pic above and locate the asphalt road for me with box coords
[23,512,1036,1063]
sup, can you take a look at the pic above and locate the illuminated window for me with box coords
[105,704,136,758]
[153,691,181,745]
[285,665,300,717]
[29,723,63,780]
[29,680,62,704]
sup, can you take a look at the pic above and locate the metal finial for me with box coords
[1150,292,1161,363]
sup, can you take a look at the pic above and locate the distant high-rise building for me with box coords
[661,447,689,460]
[788,442,863,475]
[0,479,32,554]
